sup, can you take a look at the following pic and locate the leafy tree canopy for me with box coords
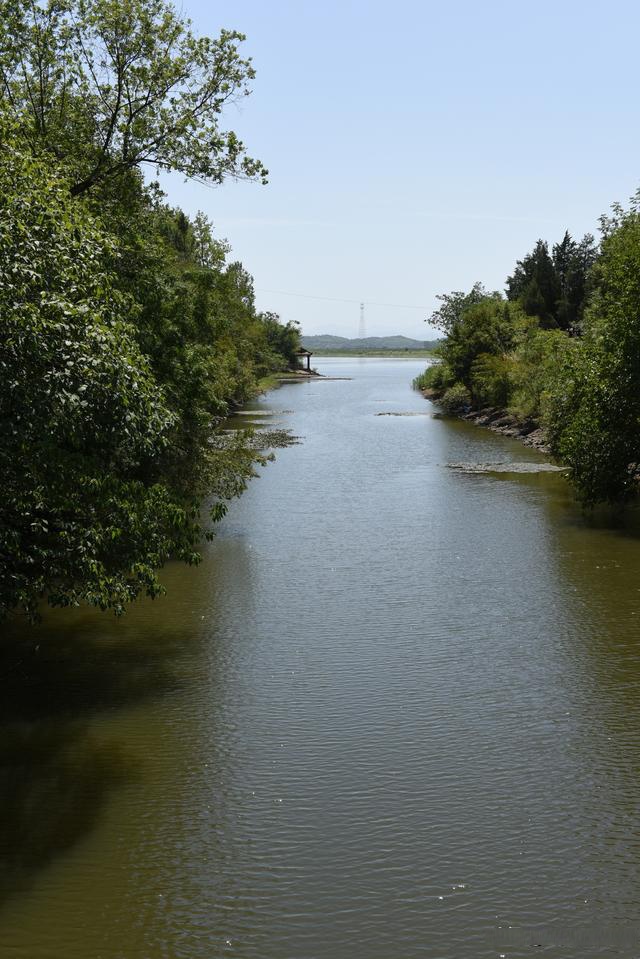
[439,296,516,386]
[0,119,187,618]
[506,233,597,331]
[428,282,500,335]
[0,37,297,620]
[0,0,268,197]
[549,195,640,504]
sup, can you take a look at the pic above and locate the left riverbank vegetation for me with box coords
[0,0,301,622]
[415,198,640,507]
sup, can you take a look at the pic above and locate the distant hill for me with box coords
[300,334,439,352]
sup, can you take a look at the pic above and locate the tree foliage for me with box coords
[440,298,515,386]
[0,123,181,618]
[506,233,596,331]
[428,282,497,335]
[0,0,268,196]
[418,204,640,505]
[0,0,300,620]
[548,197,640,503]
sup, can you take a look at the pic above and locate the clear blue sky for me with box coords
[160,0,640,339]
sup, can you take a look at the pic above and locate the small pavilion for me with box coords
[296,348,313,372]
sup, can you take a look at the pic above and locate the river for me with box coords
[3,356,640,958]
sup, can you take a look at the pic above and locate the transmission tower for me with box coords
[358,301,366,341]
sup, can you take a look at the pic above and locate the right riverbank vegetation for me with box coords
[0,0,302,622]
[415,201,640,507]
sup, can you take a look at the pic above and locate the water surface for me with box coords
[3,357,640,958]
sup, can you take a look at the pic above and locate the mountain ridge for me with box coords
[300,334,438,351]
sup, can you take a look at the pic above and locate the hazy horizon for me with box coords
[299,332,439,342]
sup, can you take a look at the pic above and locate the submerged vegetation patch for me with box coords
[448,462,567,475]
[251,429,302,449]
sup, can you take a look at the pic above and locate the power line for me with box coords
[255,287,429,311]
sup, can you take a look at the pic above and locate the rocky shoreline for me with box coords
[421,390,550,454]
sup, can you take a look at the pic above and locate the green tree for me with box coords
[470,353,512,408]
[0,1,320,620]
[507,234,597,331]
[0,123,174,618]
[0,0,268,197]
[261,313,301,369]
[548,195,640,503]
[506,239,560,328]
[508,324,569,420]
[429,281,497,335]
[441,297,515,386]
[419,286,516,408]
[192,211,229,270]
[0,120,271,621]
[552,231,597,331]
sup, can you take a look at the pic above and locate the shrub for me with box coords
[508,327,569,422]
[470,353,512,408]
[413,361,455,392]
[440,383,472,413]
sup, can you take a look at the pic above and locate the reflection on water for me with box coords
[0,607,194,908]
[0,570,212,955]
[3,358,640,958]
[0,718,128,906]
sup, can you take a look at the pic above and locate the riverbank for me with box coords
[259,370,354,391]
[257,369,323,391]
[421,389,550,453]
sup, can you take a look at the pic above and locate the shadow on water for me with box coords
[0,607,192,911]
[488,469,640,537]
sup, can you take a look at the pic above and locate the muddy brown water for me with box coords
[3,357,640,958]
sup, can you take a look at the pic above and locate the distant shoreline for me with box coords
[311,349,436,358]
